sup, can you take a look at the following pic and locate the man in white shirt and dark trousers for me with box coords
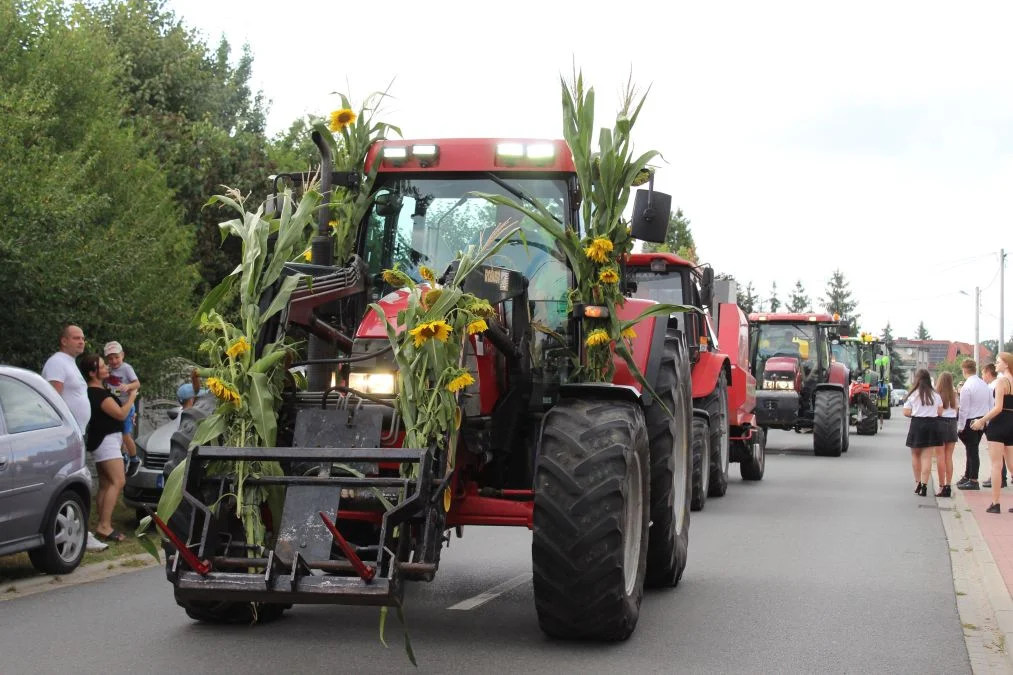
[42,324,109,552]
[957,359,994,490]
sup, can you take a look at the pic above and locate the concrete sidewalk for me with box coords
[937,447,1013,673]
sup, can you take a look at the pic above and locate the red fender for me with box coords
[691,351,729,401]
[610,298,661,394]
[828,362,849,388]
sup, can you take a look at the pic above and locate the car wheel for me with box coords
[29,490,88,574]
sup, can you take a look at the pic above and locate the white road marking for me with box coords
[447,573,532,611]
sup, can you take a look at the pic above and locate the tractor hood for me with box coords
[763,356,799,377]
[356,288,414,339]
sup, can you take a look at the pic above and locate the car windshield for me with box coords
[629,270,684,305]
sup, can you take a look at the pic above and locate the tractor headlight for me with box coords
[348,372,396,395]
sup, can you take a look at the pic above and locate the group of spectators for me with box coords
[904,354,1013,514]
[40,323,200,550]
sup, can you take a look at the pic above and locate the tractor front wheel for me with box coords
[533,398,650,641]
[705,374,730,498]
[813,390,845,457]
[740,427,766,481]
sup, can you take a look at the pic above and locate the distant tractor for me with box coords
[832,333,890,435]
[629,255,764,511]
[748,313,850,456]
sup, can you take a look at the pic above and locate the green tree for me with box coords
[822,269,859,329]
[268,115,324,172]
[89,0,273,295]
[737,281,758,314]
[936,358,967,383]
[879,322,907,389]
[644,208,696,262]
[915,321,931,340]
[0,0,195,389]
[787,280,810,313]
[767,281,780,312]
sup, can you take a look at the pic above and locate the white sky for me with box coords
[167,0,1013,346]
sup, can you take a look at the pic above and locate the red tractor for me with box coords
[748,312,851,456]
[160,137,695,641]
[626,255,764,511]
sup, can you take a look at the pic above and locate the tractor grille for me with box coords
[143,453,168,471]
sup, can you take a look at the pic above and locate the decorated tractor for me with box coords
[831,332,890,434]
[627,256,763,511]
[154,131,697,642]
[748,313,851,456]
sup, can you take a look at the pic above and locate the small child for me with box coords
[103,341,141,477]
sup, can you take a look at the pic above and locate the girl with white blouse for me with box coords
[904,368,943,497]
[934,371,959,498]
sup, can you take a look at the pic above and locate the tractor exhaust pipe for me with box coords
[307,130,337,391]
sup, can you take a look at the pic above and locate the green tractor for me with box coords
[831,333,892,433]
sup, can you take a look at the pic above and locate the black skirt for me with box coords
[985,410,1013,445]
[907,416,942,448]
[939,417,958,444]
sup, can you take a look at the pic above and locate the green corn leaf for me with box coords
[379,606,389,647]
[153,459,188,532]
[191,275,237,328]
[248,372,278,447]
[259,275,303,327]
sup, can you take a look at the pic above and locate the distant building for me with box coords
[893,338,991,385]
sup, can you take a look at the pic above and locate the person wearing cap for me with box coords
[103,341,141,477]
[177,368,203,411]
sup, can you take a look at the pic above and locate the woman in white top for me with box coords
[904,368,943,497]
[934,371,959,497]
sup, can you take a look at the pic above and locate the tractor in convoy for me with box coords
[831,332,890,435]
[748,312,851,456]
[160,137,695,641]
[627,255,763,511]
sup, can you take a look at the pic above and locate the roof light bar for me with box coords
[525,143,555,160]
[383,147,408,160]
[496,142,525,158]
[411,144,438,157]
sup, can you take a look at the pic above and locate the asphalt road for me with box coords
[0,417,970,674]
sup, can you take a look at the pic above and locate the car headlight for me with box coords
[348,372,396,395]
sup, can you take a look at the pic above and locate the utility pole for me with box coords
[975,286,980,369]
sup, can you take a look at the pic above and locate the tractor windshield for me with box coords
[750,322,829,377]
[628,269,684,305]
[831,341,860,373]
[361,175,574,396]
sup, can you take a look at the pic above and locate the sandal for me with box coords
[96,530,126,542]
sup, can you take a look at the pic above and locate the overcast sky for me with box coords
[166,0,1013,347]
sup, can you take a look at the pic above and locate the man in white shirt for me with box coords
[41,324,108,552]
[957,359,993,490]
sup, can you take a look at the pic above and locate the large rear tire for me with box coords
[813,390,845,457]
[533,398,650,641]
[644,339,692,589]
[740,427,766,481]
[690,418,710,511]
[856,396,878,436]
[705,374,730,498]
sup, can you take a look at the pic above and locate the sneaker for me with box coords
[983,480,992,488]
[957,480,980,490]
[126,457,141,478]
[86,531,109,552]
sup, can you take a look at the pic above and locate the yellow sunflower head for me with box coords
[621,327,637,340]
[302,249,312,262]
[446,370,475,393]
[421,288,443,310]
[467,318,488,335]
[419,266,436,284]
[585,329,611,348]
[599,268,620,284]
[328,108,357,132]
[583,237,614,264]
[225,337,250,359]
[382,269,413,288]
[407,319,453,348]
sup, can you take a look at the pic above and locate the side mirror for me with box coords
[700,267,715,310]
[374,192,403,217]
[630,179,672,244]
[168,407,180,421]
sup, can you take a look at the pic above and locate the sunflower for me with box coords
[302,249,312,262]
[226,337,250,359]
[421,288,443,310]
[408,320,453,347]
[631,167,653,186]
[206,377,241,406]
[466,299,495,318]
[621,327,637,339]
[585,329,611,348]
[328,108,357,131]
[584,237,614,264]
[467,318,488,335]
[599,268,620,284]
[382,269,413,288]
[420,266,436,284]
[446,370,475,393]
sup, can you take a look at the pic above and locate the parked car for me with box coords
[0,365,92,574]
[123,398,180,522]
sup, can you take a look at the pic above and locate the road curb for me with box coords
[0,553,160,603]
[938,473,1013,674]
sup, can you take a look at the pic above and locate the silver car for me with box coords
[0,365,93,574]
